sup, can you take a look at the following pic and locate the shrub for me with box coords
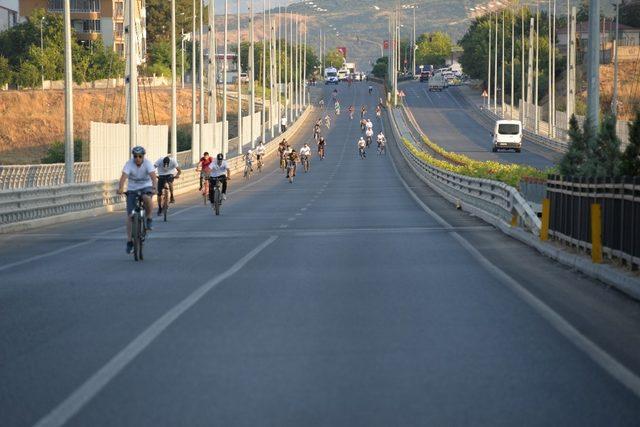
[620,110,640,176]
[41,139,84,163]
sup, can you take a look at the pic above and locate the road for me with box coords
[401,81,561,169]
[2,83,640,426]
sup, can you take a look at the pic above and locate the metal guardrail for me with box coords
[390,107,541,235]
[0,107,312,229]
[0,163,91,190]
[547,175,640,269]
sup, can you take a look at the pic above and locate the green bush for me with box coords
[41,139,84,163]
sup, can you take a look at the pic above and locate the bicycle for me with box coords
[366,136,372,148]
[301,155,310,172]
[161,181,170,222]
[377,142,386,155]
[359,146,366,159]
[243,159,253,179]
[209,176,224,216]
[279,154,287,170]
[126,190,148,262]
[286,160,296,183]
[318,146,325,160]
[201,174,210,205]
[257,156,263,172]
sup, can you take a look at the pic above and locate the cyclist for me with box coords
[317,136,326,159]
[375,105,382,119]
[196,151,213,191]
[368,84,373,95]
[300,143,311,171]
[365,119,373,132]
[335,100,341,115]
[280,116,288,133]
[360,118,367,131]
[255,142,266,167]
[154,155,181,216]
[209,153,231,202]
[348,105,354,120]
[357,137,367,159]
[361,105,367,118]
[319,98,325,108]
[313,122,321,141]
[118,146,157,254]
[278,139,287,167]
[243,150,254,175]
[286,148,299,179]
[377,131,387,154]
[365,127,374,147]
[324,114,331,129]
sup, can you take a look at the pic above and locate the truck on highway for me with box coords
[428,72,445,91]
[324,67,339,84]
[492,120,523,153]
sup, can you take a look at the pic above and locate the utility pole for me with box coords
[303,17,307,107]
[527,17,534,127]
[63,0,74,182]
[40,17,45,90]
[587,0,600,130]
[277,4,282,134]
[181,28,185,89]
[222,0,228,155]
[199,0,204,155]
[488,12,492,110]
[249,0,255,148]
[521,6,525,121]
[289,8,294,121]
[567,6,576,128]
[171,0,177,155]
[125,0,138,150]
[535,1,540,133]
[191,0,196,155]
[552,0,557,136]
[501,9,505,117]
[236,0,242,155]
[412,6,416,78]
[511,7,515,119]
[208,0,217,153]
[283,5,288,128]
[494,11,498,112]
[548,0,552,137]
[612,0,619,116]
[261,0,266,143]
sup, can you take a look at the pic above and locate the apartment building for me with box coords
[0,0,19,32]
[19,0,146,58]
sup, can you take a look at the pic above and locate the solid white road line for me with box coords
[33,235,278,427]
[0,240,96,273]
[386,127,640,400]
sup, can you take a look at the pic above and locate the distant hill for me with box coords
[281,0,483,71]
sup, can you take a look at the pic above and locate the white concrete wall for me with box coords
[191,121,228,164]
[90,122,168,182]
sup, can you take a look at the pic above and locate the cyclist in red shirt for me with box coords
[197,152,213,191]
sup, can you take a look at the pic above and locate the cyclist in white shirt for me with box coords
[365,119,373,131]
[154,156,181,215]
[255,142,266,162]
[357,137,367,158]
[365,127,374,146]
[118,146,158,254]
[377,131,387,154]
[300,143,311,159]
[209,153,231,201]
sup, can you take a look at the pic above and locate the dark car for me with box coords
[419,71,430,82]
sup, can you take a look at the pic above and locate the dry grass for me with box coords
[0,87,241,164]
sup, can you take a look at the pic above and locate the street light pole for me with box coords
[40,16,45,91]
[222,0,228,155]
[191,0,197,155]
[171,0,177,156]
[237,0,242,155]
[181,28,185,89]
[249,0,255,148]
[63,0,74,183]
[612,0,619,116]
[199,0,204,155]
[488,11,492,110]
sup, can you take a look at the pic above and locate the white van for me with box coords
[492,120,523,153]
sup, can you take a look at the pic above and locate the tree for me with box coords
[620,0,640,28]
[324,49,344,68]
[559,115,588,176]
[620,111,640,176]
[415,32,452,67]
[13,60,41,88]
[0,56,11,86]
[371,56,388,78]
[591,115,622,177]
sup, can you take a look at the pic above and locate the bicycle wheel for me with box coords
[138,217,144,261]
[214,187,221,215]
[163,189,169,222]
[132,215,141,261]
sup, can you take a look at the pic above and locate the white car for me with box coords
[492,120,523,153]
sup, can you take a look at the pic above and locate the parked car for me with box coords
[240,72,249,83]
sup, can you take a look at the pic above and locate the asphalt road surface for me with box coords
[1,83,640,427]
[401,81,561,169]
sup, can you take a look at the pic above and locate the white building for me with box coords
[0,0,19,32]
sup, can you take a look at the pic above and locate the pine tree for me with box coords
[620,111,640,176]
[580,116,600,177]
[559,114,588,176]
[592,115,621,177]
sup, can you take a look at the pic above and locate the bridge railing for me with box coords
[389,106,541,235]
[547,175,640,269]
[0,163,91,190]
[0,108,311,232]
